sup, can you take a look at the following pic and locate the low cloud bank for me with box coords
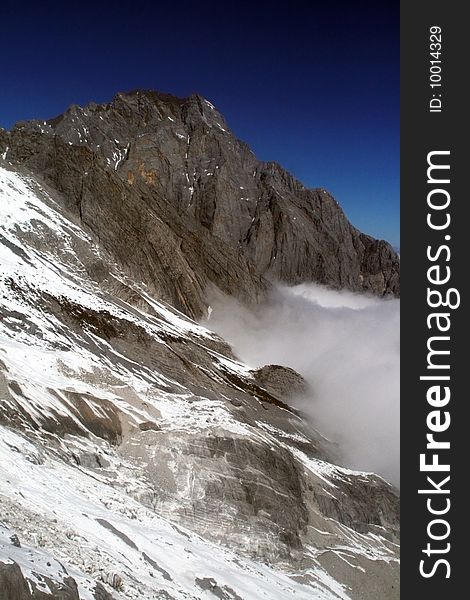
[204,284,400,487]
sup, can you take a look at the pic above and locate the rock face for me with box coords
[0,90,399,319]
[0,561,31,600]
[251,364,309,401]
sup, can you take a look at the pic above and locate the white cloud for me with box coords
[203,283,400,487]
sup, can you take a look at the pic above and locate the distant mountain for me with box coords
[0,90,399,319]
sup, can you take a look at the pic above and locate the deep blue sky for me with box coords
[0,1,399,247]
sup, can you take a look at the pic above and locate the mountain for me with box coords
[0,90,399,319]
[0,92,399,599]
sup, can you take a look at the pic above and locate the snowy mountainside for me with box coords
[0,164,399,599]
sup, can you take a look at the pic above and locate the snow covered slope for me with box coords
[0,165,399,599]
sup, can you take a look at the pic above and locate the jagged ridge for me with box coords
[0,90,399,319]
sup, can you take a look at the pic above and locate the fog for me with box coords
[203,284,400,487]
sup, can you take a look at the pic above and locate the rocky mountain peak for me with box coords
[0,91,400,598]
[1,90,399,318]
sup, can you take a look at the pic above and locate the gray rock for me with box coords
[195,577,243,600]
[0,561,80,600]
[76,451,110,469]
[95,519,138,550]
[30,575,80,599]
[3,90,399,319]
[0,561,30,600]
[142,553,172,582]
[92,583,114,600]
[251,364,308,400]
